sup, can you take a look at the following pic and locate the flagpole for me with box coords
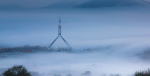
[58,16,61,36]
[47,17,72,51]
[59,16,60,25]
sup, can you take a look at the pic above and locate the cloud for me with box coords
[0,0,150,10]
[0,49,150,76]
[39,0,87,9]
[74,0,148,8]
[0,4,27,10]
[0,0,59,8]
[40,1,77,9]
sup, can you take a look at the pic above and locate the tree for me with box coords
[135,68,150,76]
[54,74,62,76]
[81,71,92,76]
[66,74,72,76]
[3,65,31,76]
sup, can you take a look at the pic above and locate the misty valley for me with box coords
[0,45,150,76]
[1,0,150,76]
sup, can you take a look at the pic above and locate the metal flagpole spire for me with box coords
[58,16,61,37]
[59,16,61,25]
[48,17,72,51]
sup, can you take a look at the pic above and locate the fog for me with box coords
[0,49,150,76]
[1,0,150,76]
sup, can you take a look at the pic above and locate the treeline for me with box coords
[0,45,74,54]
[1,65,150,76]
[0,45,47,54]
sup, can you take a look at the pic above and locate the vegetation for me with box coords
[81,71,92,76]
[2,65,31,76]
[135,69,150,76]
[0,45,47,54]
[66,74,72,76]
[54,74,62,76]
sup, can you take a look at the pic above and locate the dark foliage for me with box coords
[3,65,31,76]
[0,45,46,53]
[135,69,150,76]
[81,71,92,76]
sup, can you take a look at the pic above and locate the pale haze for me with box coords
[0,0,150,76]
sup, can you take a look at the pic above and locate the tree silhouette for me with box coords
[66,74,72,76]
[135,68,150,76]
[81,71,92,76]
[3,65,31,76]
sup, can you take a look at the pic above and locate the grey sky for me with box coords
[0,0,150,9]
[0,0,59,8]
[0,0,150,48]
[0,7,150,48]
[0,0,86,8]
[75,0,147,8]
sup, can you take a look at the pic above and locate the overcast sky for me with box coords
[0,0,150,8]
[0,0,150,49]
